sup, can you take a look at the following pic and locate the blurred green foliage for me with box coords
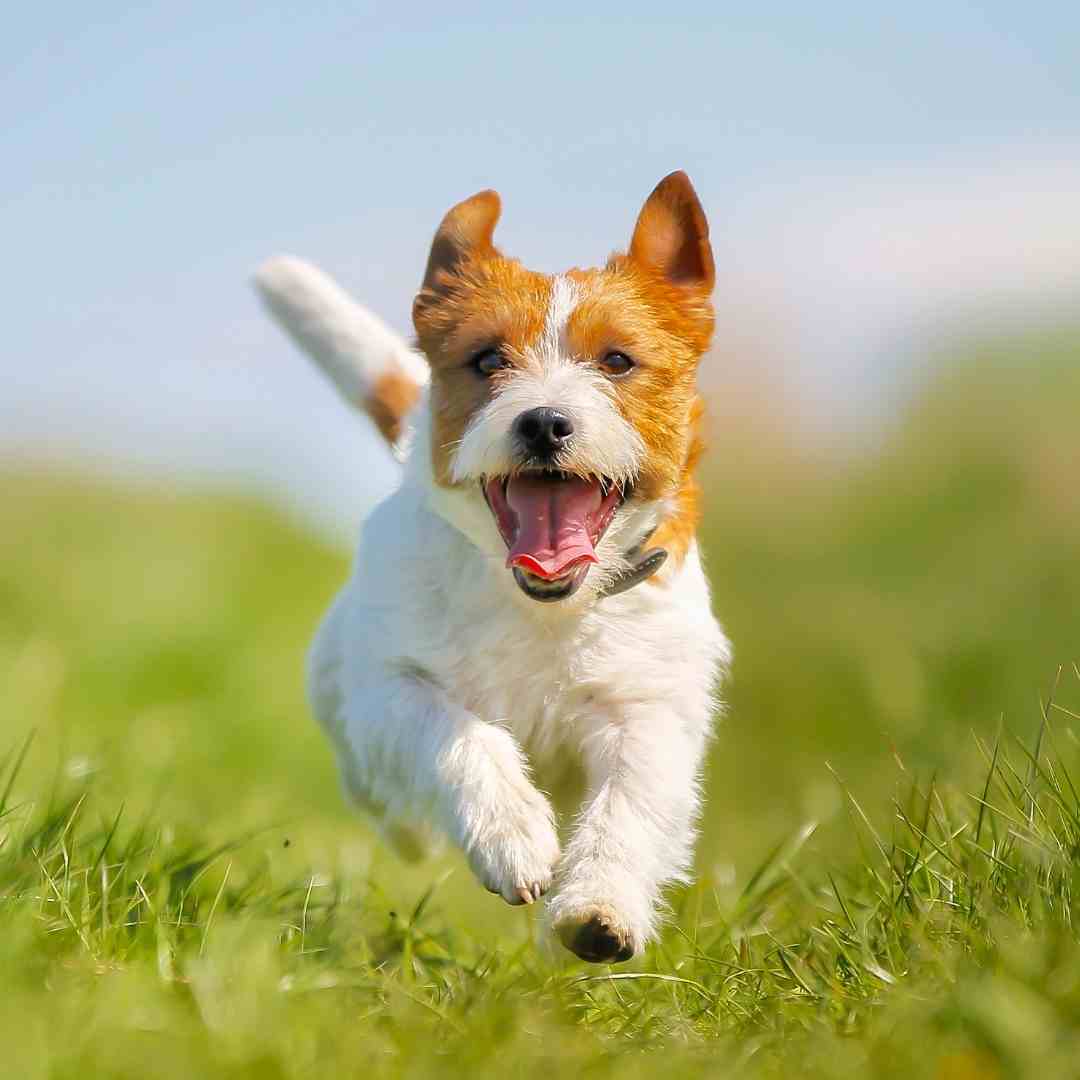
[0,325,1078,1077]
[702,324,1080,870]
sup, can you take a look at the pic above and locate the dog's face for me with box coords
[413,173,715,603]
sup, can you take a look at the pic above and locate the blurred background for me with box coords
[3,0,1079,908]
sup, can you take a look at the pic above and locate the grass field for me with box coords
[2,325,1079,1078]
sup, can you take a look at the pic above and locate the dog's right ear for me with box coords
[418,190,502,299]
[629,171,714,292]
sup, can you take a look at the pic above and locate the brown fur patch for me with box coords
[648,397,706,573]
[415,258,552,485]
[566,260,712,512]
[369,364,423,446]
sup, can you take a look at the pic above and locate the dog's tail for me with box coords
[253,255,428,450]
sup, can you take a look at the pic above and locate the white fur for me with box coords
[267,261,730,958]
[311,418,728,950]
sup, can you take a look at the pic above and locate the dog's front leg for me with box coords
[341,676,560,905]
[548,705,707,962]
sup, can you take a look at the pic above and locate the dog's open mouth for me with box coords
[483,471,628,602]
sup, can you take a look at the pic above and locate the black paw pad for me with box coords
[567,915,634,964]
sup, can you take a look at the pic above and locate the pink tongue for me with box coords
[505,474,602,580]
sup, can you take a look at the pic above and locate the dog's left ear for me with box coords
[419,189,502,297]
[629,172,714,292]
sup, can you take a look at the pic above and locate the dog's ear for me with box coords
[628,172,714,292]
[419,190,502,297]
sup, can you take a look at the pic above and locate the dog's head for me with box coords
[413,172,714,604]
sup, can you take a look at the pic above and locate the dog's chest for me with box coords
[357,483,715,759]
[416,587,614,755]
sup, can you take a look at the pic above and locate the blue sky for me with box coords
[3,2,1079,531]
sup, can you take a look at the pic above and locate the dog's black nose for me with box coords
[514,407,574,460]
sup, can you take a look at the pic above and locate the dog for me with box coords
[254,172,730,963]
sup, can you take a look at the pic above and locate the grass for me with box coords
[4,666,1080,1080]
[1,323,1079,1077]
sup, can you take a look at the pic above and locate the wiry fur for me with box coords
[258,172,731,962]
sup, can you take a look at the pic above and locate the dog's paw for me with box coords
[465,791,561,906]
[552,904,637,964]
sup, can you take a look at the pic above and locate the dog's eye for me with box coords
[471,347,508,376]
[599,351,635,376]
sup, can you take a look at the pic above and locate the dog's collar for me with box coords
[598,538,669,599]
